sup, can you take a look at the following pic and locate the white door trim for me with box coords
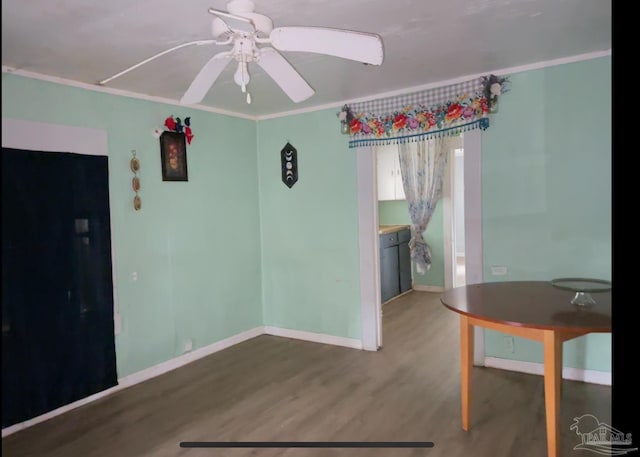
[443,134,484,364]
[356,146,382,350]
[2,118,108,156]
[1,118,121,334]
[462,129,485,365]
[442,148,456,290]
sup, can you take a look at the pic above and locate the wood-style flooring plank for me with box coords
[2,291,611,457]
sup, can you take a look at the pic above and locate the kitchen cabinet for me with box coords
[380,233,400,302]
[398,230,412,293]
[379,226,412,302]
[377,145,405,201]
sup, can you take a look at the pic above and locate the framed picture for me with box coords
[160,131,188,182]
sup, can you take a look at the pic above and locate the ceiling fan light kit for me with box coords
[99,0,384,106]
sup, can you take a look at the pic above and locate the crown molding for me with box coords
[3,49,610,122]
[257,49,611,120]
[1,65,256,121]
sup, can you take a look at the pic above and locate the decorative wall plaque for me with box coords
[130,150,141,210]
[281,142,298,188]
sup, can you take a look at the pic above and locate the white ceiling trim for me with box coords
[256,49,612,120]
[1,66,256,121]
[3,49,610,123]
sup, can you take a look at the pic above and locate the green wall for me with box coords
[481,56,611,371]
[2,74,263,377]
[256,111,362,339]
[1,52,611,378]
[378,201,445,288]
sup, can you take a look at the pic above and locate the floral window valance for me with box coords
[340,75,509,149]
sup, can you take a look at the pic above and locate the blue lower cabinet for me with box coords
[380,228,412,302]
[380,245,400,302]
[398,239,412,293]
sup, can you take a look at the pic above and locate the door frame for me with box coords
[1,118,121,335]
[356,131,485,364]
[442,136,463,290]
[356,146,383,350]
[447,130,485,364]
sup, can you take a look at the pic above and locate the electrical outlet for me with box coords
[183,339,193,353]
[491,265,507,276]
[131,271,138,281]
[503,336,515,353]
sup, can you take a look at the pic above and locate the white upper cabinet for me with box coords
[376,145,405,201]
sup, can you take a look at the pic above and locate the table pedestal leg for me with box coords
[543,330,562,457]
[460,315,474,431]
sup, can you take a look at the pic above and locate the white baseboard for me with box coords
[118,326,265,387]
[412,285,445,293]
[1,326,264,438]
[2,325,365,437]
[483,356,611,386]
[264,326,363,350]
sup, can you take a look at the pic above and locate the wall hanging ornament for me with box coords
[130,150,141,210]
[481,74,510,114]
[152,115,195,144]
[281,142,298,188]
[337,105,354,134]
[160,131,188,182]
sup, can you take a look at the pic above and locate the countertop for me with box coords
[378,224,410,235]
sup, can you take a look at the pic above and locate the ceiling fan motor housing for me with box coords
[211,0,274,40]
[232,38,259,62]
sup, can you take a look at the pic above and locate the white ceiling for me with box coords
[2,0,611,118]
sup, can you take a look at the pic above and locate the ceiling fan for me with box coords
[99,0,384,105]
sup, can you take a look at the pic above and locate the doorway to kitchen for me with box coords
[375,135,467,301]
[355,129,484,360]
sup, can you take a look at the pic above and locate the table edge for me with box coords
[440,301,612,333]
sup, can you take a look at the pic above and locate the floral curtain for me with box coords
[340,75,511,273]
[397,136,452,274]
[342,75,509,149]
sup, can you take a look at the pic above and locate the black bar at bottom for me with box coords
[180,442,434,448]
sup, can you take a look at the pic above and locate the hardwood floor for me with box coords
[2,291,611,457]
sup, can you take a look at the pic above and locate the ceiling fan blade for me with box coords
[180,52,232,105]
[208,8,255,34]
[256,47,315,103]
[270,27,384,65]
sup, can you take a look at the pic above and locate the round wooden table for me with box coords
[440,281,611,457]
